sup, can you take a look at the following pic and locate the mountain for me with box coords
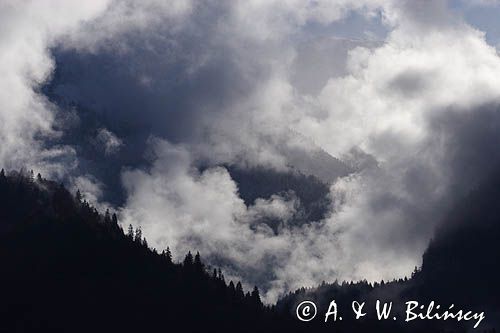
[415,168,500,311]
[227,165,333,228]
[280,138,353,184]
[2,168,499,332]
[277,169,500,332]
[42,52,353,209]
[0,169,286,333]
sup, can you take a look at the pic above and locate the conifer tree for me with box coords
[251,286,262,307]
[75,190,82,202]
[134,227,142,242]
[165,247,172,264]
[194,251,203,273]
[235,282,244,300]
[183,251,193,266]
[104,209,111,224]
[127,224,134,239]
[228,281,235,293]
[112,213,118,225]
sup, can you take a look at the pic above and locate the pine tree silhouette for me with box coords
[112,213,118,225]
[183,251,194,266]
[104,209,111,224]
[251,286,262,308]
[134,226,142,242]
[75,190,82,202]
[194,251,204,273]
[235,281,245,300]
[165,246,172,264]
[127,224,134,239]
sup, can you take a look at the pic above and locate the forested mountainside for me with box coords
[416,167,500,309]
[0,169,281,333]
[278,169,500,332]
[1,169,499,332]
[227,165,333,226]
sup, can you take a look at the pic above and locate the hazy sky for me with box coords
[3,0,500,302]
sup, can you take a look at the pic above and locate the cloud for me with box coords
[111,0,500,303]
[120,140,301,298]
[282,0,500,286]
[71,174,104,207]
[0,0,109,176]
[47,0,392,174]
[94,128,123,155]
[460,0,500,7]
[6,0,500,304]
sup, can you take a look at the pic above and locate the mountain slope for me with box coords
[277,168,500,332]
[2,168,499,332]
[0,170,282,333]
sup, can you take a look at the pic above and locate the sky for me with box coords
[3,0,500,303]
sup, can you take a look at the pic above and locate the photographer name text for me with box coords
[295,300,485,328]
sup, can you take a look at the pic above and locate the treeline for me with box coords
[0,169,279,333]
[1,168,499,332]
[275,168,500,332]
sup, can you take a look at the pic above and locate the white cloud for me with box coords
[114,0,500,303]
[6,0,500,305]
[0,0,109,175]
[71,174,104,206]
[120,140,304,301]
[95,128,123,155]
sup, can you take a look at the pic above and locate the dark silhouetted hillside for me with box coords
[1,168,499,332]
[0,169,284,333]
[277,169,500,332]
[415,168,500,310]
